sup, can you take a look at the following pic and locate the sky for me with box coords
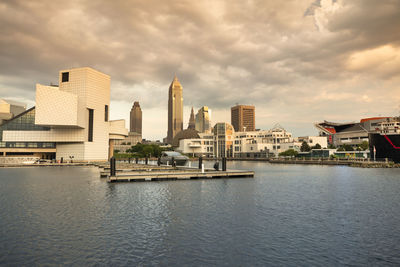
[0,0,399,140]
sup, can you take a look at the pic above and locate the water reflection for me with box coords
[0,163,400,266]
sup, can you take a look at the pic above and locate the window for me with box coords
[62,72,69,82]
[88,109,94,142]
[105,105,109,122]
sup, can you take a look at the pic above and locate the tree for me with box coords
[279,149,298,157]
[338,144,354,151]
[126,143,165,158]
[311,143,322,149]
[328,144,336,149]
[359,141,369,151]
[300,141,311,152]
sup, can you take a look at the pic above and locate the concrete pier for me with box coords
[108,169,254,182]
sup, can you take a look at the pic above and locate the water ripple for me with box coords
[0,164,400,266]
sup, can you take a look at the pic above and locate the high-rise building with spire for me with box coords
[188,107,195,130]
[167,74,183,144]
[130,101,142,134]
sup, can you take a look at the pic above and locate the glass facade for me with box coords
[0,107,56,148]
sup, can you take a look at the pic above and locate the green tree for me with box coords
[126,143,166,158]
[279,149,298,157]
[300,141,311,152]
[338,144,354,151]
[359,141,369,151]
[311,143,322,149]
[328,143,336,149]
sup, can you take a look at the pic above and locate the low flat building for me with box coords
[0,67,128,160]
[177,123,323,158]
[113,132,142,153]
[176,133,214,157]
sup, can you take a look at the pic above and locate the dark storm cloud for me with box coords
[0,0,399,137]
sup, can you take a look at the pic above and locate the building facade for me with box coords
[176,123,325,158]
[0,99,26,125]
[213,122,235,158]
[130,101,142,134]
[167,75,183,144]
[0,67,128,160]
[231,104,255,132]
[113,132,142,153]
[195,106,211,133]
[315,117,387,147]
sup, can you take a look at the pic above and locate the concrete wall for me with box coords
[35,85,80,127]
[3,129,85,142]
[0,156,40,164]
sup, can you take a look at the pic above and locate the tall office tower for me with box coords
[188,107,195,130]
[195,106,211,133]
[130,101,142,134]
[167,75,183,144]
[231,104,255,132]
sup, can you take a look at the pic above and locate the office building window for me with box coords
[105,105,108,122]
[62,72,69,82]
[88,109,94,142]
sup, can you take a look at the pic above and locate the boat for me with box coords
[22,160,36,164]
[369,117,400,163]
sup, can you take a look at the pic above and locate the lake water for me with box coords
[0,162,400,266]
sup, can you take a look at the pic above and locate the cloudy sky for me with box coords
[1,0,399,140]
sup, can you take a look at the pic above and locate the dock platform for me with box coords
[107,168,254,182]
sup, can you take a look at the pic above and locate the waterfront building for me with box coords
[315,117,387,147]
[176,123,325,158]
[166,75,183,144]
[172,128,200,148]
[113,132,142,153]
[195,106,211,133]
[0,67,128,160]
[188,107,195,130]
[231,104,255,132]
[233,125,293,157]
[175,132,214,157]
[130,101,142,134]
[214,122,235,158]
[0,99,26,125]
[296,136,327,148]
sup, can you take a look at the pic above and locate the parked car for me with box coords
[160,151,188,166]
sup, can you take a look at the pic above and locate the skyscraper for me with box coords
[231,104,255,132]
[188,107,195,130]
[130,101,142,134]
[167,74,183,144]
[195,106,211,133]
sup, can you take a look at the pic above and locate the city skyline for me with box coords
[0,0,399,140]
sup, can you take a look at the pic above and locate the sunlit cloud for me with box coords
[0,0,399,139]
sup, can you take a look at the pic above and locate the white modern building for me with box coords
[0,67,128,161]
[176,132,214,157]
[176,123,326,158]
